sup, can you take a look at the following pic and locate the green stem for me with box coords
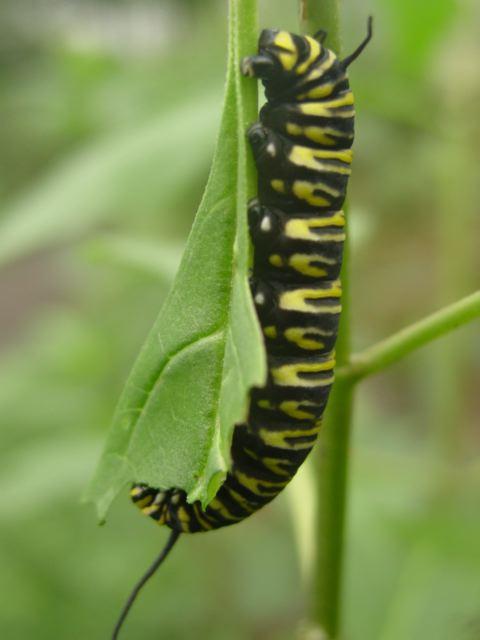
[300,3,349,637]
[312,230,353,638]
[338,291,480,383]
[234,0,259,200]
[299,0,341,53]
[313,377,354,638]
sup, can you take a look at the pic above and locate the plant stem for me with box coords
[300,3,349,637]
[312,233,354,638]
[299,0,341,54]
[234,0,259,200]
[337,291,480,383]
[313,378,354,638]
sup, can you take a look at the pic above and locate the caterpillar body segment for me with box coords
[131,24,372,534]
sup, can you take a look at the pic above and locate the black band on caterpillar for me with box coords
[130,21,372,534]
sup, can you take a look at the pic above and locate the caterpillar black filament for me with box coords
[113,21,372,639]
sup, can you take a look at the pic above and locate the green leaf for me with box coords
[85,0,264,520]
[0,91,220,268]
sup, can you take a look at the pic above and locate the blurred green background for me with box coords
[0,1,479,638]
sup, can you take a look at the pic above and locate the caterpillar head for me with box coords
[241,19,372,95]
[241,29,322,81]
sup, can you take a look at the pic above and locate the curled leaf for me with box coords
[85,0,264,519]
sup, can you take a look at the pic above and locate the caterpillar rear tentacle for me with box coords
[129,21,371,534]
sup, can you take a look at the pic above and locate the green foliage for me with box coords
[0,95,219,267]
[85,0,265,518]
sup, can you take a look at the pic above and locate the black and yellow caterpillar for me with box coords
[131,22,371,534]
[113,21,372,639]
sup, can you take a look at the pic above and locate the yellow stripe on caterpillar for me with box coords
[291,157,352,176]
[271,179,286,193]
[284,213,345,241]
[308,126,353,144]
[319,92,354,108]
[256,399,322,421]
[260,456,293,477]
[286,122,354,145]
[142,504,162,517]
[285,122,303,136]
[278,400,318,420]
[300,50,336,83]
[309,232,346,242]
[298,82,337,100]
[295,36,322,75]
[225,487,259,514]
[284,326,326,350]
[304,107,355,119]
[298,76,348,100]
[133,495,154,509]
[280,298,342,314]
[234,470,289,495]
[259,423,322,450]
[274,31,297,52]
[300,96,355,119]
[263,326,278,339]
[279,283,342,313]
[288,253,328,277]
[293,180,340,207]
[274,31,298,71]
[306,148,353,163]
[176,506,192,526]
[280,293,342,314]
[192,504,215,529]
[271,358,336,387]
[260,434,312,451]
[286,122,344,146]
[269,254,284,267]
[257,398,275,409]
[130,486,146,498]
[156,513,168,526]
[244,446,292,478]
[290,146,353,168]
[207,497,244,522]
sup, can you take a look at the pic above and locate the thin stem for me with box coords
[337,291,480,383]
[311,225,353,638]
[234,0,259,199]
[300,4,349,637]
[299,0,341,54]
[313,377,354,638]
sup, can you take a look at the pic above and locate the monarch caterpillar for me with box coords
[112,19,372,639]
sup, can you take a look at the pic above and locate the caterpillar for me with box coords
[112,20,372,639]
